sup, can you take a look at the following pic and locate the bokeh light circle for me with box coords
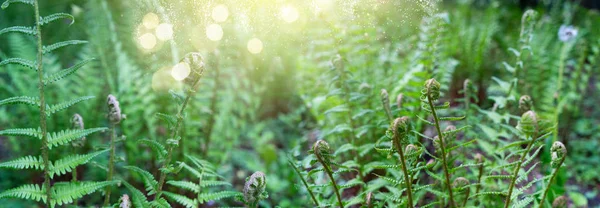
[212,5,229,22]
[142,13,160,29]
[247,38,263,54]
[206,24,224,41]
[138,33,157,49]
[155,23,174,41]
[171,62,191,81]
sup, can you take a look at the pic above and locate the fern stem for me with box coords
[392,128,414,208]
[288,159,319,207]
[203,57,220,157]
[504,139,534,208]
[103,123,116,206]
[156,80,200,198]
[33,0,52,204]
[426,94,455,207]
[474,160,483,205]
[552,44,569,142]
[316,154,343,208]
[538,157,565,208]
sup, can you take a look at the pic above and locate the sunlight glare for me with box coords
[155,23,174,41]
[206,24,224,41]
[247,38,263,54]
[281,6,299,23]
[212,5,229,22]
[142,13,160,29]
[171,62,191,81]
[138,33,157,50]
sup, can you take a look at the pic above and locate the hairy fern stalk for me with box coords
[0,0,112,207]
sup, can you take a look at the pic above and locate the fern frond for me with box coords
[46,96,95,115]
[48,150,109,178]
[0,127,42,139]
[1,0,33,9]
[43,40,87,54]
[197,191,241,203]
[0,155,44,170]
[150,198,171,208]
[163,191,197,208]
[0,58,36,71]
[155,113,177,129]
[0,184,46,203]
[138,139,167,159]
[124,166,158,195]
[47,127,107,149]
[0,26,36,36]
[123,181,151,208]
[40,13,74,25]
[200,180,231,188]
[50,181,116,207]
[166,181,199,193]
[43,58,95,85]
[511,196,534,208]
[438,116,466,121]
[0,96,39,107]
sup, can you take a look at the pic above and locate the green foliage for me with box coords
[1,0,598,207]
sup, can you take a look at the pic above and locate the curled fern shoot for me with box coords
[242,171,268,208]
[422,78,456,207]
[391,116,414,208]
[313,140,343,208]
[538,141,567,208]
[504,110,540,208]
[155,52,205,198]
[104,94,122,206]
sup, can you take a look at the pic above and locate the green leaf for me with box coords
[155,113,177,129]
[44,58,95,85]
[163,191,197,208]
[138,139,167,159]
[124,166,158,195]
[47,127,107,149]
[197,191,241,203]
[49,150,109,178]
[123,181,151,208]
[43,40,87,54]
[50,181,117,207]
[166,181,199,193]
[0,155,44,170]
[0,26,36,36]
[41,13,75,25]
[1,0,34,9]
[200,180,231,188]
[0,184,46,203]
[0,96,39,107]
[0,128,42,139]
[46,96,95,115]
[324,105,349,115]
[0,58,36,71]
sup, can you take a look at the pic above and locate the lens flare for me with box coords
[142,13,160,29]
[206,24,224,41]
[212,5,229,22]
[247,38,263,54]
[155,23,174,41]
[138,33,157,50]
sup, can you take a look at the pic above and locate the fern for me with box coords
[0,0,106,205]
[46,127,107,149]
[51,181,116,207]
[0,184,46,203]
[0,155,44,170]
[48,150,109,178]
